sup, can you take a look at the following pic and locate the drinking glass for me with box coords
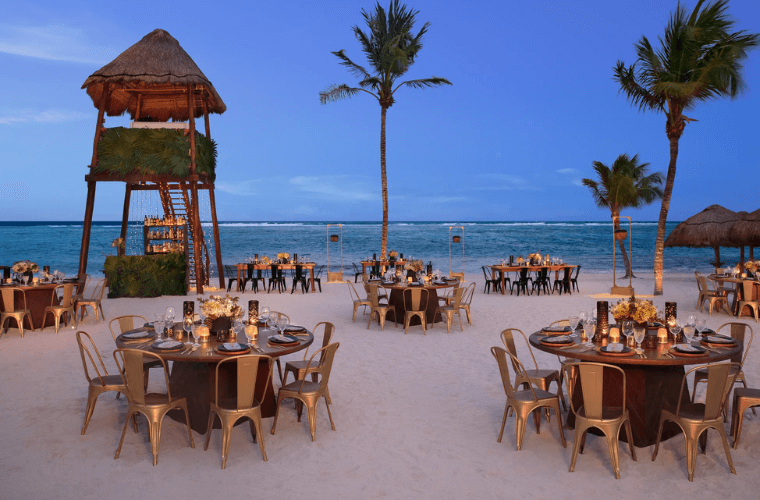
[633,326,646,349]
[232,318,243,343]
[578,311,587,328]
[622,320,633,346]
[583,319,595,340]
[695,319,706,337]
[261,306,270,325]
[191,323,200,346]
[23,274,29,286]
[669,320,682,344]
[683,324,696,344]
[569,316,580,333]
[183,317,193,342]
[165,307,176,330]
[268,315,278,334]
[154,314,165,341]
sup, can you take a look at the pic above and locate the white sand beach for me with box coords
[1,273,758,500]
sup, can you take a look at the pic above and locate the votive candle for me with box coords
[609,327,620,343]
[657,327,668,344]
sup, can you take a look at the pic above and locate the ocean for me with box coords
[0,221,741,280]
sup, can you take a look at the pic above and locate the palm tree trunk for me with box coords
[612,211,634,278]
[380,105,389,258]
[654,135,679,295]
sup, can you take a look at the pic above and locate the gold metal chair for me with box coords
[501,328,566,411]
[731,387,760,449]
[267,310,291,384]
[551,319,573,411]
[76,278,107,323]
[43,283,77,333]
[346,280,371,322]
[437,280,461,307]
[433,286,464,333]
[109,315,161,396]
[402,287,429,335]
[271,342,339,441]
[562,362,636,479]
[736,280,759,322]
[204,354,273,468]
[113,348,194,465]
[76,331,129,435]
[456,282,476,325]
[695,273,728,315]
[490,346,566,450]
[283,322,335,403]
[0,288,33,336]
[366,284,396,331]
[652,362,739,481]
[691,322,753,409]
[73,273,91,305]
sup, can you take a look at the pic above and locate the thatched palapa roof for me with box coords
[728,209,760,248]
[81,29,226,122]
[664,204,745,249]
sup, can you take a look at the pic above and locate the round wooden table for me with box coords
[0,282,72,330]
[116,327,313,434]
[529,331,742,447]
[374,280,458,326]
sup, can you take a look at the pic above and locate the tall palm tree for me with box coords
[613,0,758,295]
[583,154,664,279]
[320,0,452,258]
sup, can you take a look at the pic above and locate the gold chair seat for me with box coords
[283,379,320,393]
[285,359,317,373]
[576,405,626,421]
[731,388,760,449]
[511,387,556,402]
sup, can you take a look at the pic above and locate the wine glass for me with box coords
[578,311,587,328]
[261,306,270,326]
[568,316,580,337]
[268,314,278,335]
[622,320,633,346]
[695,319,706,337]
[191,322,200,346]
[669,320,682,344]
[633,325,646,350]
[154,314,165,341]
[183,317,193,343]
[164,306,176,332]
[686,314,696,328]
[683,324,696,344]
[22,274,29,286]
[583,319,595,341]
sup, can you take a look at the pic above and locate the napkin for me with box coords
[542,335,572,344]
[603,344,625,352]
[122,329,151,339]
[543,326,571,333]
[223,343,244,350]
[157,340,182,349]
[675,344,704,353]
[703,335,735,344]
[284,325,306,332]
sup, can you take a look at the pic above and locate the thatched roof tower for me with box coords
[81,29,226,122]
[665,204,746,266]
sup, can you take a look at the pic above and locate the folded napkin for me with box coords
[268,334,299,344]
[122,329,151,339]
[675,344,705,353]
[703,335,735,344]
[222,343,244,350]
[543,326,571,333]
[602,344,626,352]
[283,325,306,333]
[156,340,182,349]
[541,335,572,344]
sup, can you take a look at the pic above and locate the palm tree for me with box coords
[320,0,452,258]
[583,154,664,279]
[613,0,758,295]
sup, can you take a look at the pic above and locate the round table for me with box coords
[529,331,742,447]
[709,275,760,316]
[0,282,73,330]
[116,327,313,434]
[375,280,458,326]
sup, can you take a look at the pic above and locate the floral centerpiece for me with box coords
[404,260,424,272]
[198,294,243,336]
[277,252,290,262]
[388,250,398,259]
[262,256,270,264]
[744,260,760,275]
[528,252,542,264]
[516,256,525,265]
[12,260,39,274]
[611,294,662,324]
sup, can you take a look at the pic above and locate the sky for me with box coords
[0,0,758,222]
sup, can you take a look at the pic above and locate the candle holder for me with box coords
[183,301,194,319]
[665,302,677,326]
[595,301,609,341]
[248,300,259,324]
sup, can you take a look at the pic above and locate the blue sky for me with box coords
[0,0,758,222]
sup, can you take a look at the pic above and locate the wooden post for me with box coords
[119,183,131,256]
[208,184,225,289]
[91,83,109,167]
[188,85,204,294]
[78,180,97,279]
[202,99,211,139]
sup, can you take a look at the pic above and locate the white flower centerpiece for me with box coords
[198,294,243,338]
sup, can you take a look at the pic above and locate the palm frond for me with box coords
[394,77,452,92]
[581,178,608,209]
[332,49,371,79]
[319,84,371,104]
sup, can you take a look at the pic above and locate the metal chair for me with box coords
[267,265,287,293]
[283,322,335,403]
[491,346,566,451]
[482,266,501,294]
[76,278,107,323]
[652,363,739,481]
[366,284,396,331]
[204,354,273,468]
[224,265,240,292]
[695,273,728,315]
[346,281,371,322]
[736,280,759,322]
[109,315,162,394]
[570,265,582,292]
[457,282,476,325]
[511,268,532,296]
[553,267,572,295]
[307,265,324,292]
[731,387,760,449]
[271,342,340,441]
[563,362,636,479]
[291,265,308,294]
[352,263,363,283]
[433,286,465,333]
[76,331,129,435]
[43,283,77,333]
[501,328,566,411]
[1,287,33,336]
[532,267,551,295]
[402,288,429,335]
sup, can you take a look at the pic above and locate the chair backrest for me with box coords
[366,284,385,307]
[294,265,304,279]
[270,310,291,324]
[295,342,340,394]
[403,287,429,312]
[76,274,91,296]
[518,268,529,281]
[538,267,548,279]
[694,271,704,292]
[449,286,465,308]
[561,267,571,282]
[108,315,149,342]
[270,264,279,278]
[490,346,538,401]
[680,363,740,421]
[573,265,581,279]
[314,265,324,278]
[482,266,491,281]
[500,328,538,371]
[563,362,626,420]
[89,279,107,300]
[223,265,237,279]
[76,331,109,386]
[1,288,24,312]
[353,263,361,273]
[307,321,335,361]
[247,263,255,279]
[717,322,753,366]
[214,355,272,410]
[741,280,756,304]
[550,319,570,327]
[697,275,713,293]
[53,283,76,307]
[113,348,171,405]
[461,282,476,306]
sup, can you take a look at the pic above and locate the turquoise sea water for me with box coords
[0,221,742,279]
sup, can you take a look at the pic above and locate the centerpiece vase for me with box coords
[407,270,417,281]
[23,271,34,281]
[209,317,232,341]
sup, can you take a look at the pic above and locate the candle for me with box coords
[245,324,258,340]
[248,300,259,323]
[665,302,677,326]
[609,327,620,343]
[596,301,609,340]
[32,277,39,284]
[657,327,668,344]
[196,325,210,343]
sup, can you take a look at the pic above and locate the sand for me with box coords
[0,273,758,499]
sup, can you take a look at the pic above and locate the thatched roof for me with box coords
[81,29,226,122]
[664,204,745,249]
[728,209,760,247]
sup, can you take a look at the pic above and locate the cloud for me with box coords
[0,109,88,125]
[556,168,577,175]
[571,178,584,187]
[0,24,116,64]
[218,175,378,202]
[475,174,541,191]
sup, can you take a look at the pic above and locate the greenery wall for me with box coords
[95,127,217,180]
[104,254,187,298]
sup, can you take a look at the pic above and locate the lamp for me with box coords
[595,301,609,340]
[248,300,259,324]
[665,302,677,326]
[330,235,339,242]
[183,301,194,319]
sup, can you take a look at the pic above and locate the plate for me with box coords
[701,335,736,345]
[541,326,572,335]
[698,328,716,335]
[151,340,185,351]
[283,325,307,333]
[670,344,707,357]
[540,335,573,346]
[216,343,251,355]
[268,334,299,345]
[120,329,154,342]
[598,344,635,357]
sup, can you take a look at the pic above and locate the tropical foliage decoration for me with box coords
[104,253,186,298]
